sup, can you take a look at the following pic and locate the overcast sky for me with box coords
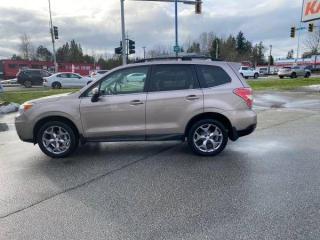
[0,0,308,59]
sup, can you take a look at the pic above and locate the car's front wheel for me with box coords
[254,73,259,79]
[37,121,78,158]
[188,119,228,156]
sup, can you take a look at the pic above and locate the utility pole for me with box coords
[120,0,127,65]
[174,0,179,57]
[48,0,57,72]
[142,46,146,59]
[268,44,272,75]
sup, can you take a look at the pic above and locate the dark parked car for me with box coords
[17,69,51,88]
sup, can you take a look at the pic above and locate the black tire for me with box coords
[187,119,228,156]
[52,82,61,89]
[254,73,259,79]
[24,80,32,88]
[37,121,78,158]
[291,72,297,79]
[279,76,284,79]
[305,72,311,78]
[240,73,244,78]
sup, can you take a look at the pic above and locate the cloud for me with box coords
[0,0,306,58]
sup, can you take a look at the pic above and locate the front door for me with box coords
[80,66,149,140]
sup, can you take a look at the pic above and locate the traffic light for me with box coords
[53,26,59,40]
[115,47,122,55]
[128,39,135,55]
[308,23,314,32]
[115,41,123,55]
[290,27,295,38]
[195,0,202,14]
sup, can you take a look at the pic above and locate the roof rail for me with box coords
[133,55,222,63]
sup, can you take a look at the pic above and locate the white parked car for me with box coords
[239,66,259,79]
[43,72,93,89]
[90,70,109,79]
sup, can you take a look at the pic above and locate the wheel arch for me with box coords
[185,112,233,139]
[33,116,80,143]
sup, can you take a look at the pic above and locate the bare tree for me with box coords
[304,29,320,55]
[19,33,34,60]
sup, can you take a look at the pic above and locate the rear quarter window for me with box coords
[196,65,232,88]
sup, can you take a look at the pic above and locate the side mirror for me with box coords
[91,87,100,102]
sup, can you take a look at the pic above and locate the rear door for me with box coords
[31,71,42,85]
[145,64,203,139]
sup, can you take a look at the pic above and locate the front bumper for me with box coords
[15,114,34,143]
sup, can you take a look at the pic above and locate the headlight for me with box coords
[19,102,33,114]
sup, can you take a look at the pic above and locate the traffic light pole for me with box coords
[130,0,201,57]
[175,0,179,57]
[120,0,127,65]
[48,0,57,72]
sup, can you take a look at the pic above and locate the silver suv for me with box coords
[15,59,257,158]
[278,66,311,79]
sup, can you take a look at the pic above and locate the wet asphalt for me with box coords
[0,91,319,240]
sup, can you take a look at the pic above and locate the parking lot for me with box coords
[0,91,320,240]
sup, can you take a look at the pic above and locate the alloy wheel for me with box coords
[193,123,223,153]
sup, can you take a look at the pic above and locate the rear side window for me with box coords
[149,65,198,92]
[197,65,231,88]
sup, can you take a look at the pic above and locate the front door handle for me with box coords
[186,95,200,101]
[130,100,144,106]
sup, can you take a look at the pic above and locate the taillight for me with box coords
[233,88,253,109]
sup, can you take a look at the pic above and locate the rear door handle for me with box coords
[130,100,144,106]
[186,95,200,101]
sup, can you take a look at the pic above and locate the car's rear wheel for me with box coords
[305,72,311,78]
[291,72,297,78]
[279,76,284,79]
[188,119,228,156]
[52,82,61,89]
[254,73,259,79]
[37,121,78,158]
[24,80,32,88]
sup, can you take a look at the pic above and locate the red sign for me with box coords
[302,0,320,22]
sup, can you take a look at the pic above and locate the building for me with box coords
[0,59,100,79]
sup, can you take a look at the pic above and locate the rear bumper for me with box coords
[229,124,256,141]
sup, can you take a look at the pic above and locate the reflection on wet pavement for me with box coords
[254,91,320,110]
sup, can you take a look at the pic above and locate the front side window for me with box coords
[197,65,232,88]
[149,65,197,92]
[57,73,68,78]
[98,66,148,96]
[70,74,81,79]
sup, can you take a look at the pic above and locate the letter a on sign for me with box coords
[302,0,320,22]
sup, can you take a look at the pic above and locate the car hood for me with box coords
[28,92,79,104]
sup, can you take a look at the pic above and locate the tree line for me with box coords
[13,31,274,69]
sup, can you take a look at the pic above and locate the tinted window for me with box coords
[242,67,249,70]
[149,65,197,92]
[197,65,231,88]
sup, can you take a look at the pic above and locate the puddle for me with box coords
[254,93,320,110]
[0,123,9,132]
